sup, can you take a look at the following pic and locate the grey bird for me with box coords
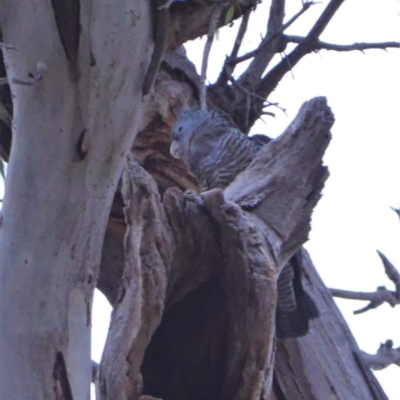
[170,109,319,339]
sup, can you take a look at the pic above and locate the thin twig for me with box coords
[376,250,400,301]
[330,286,399,314]
[229,74,266,102]
[217,10,251,85]
[391,206,400,221]
[226,72,286,128]
[227,1,316,67]
[285,35,400,52]
[263,100,286,114]
[200,3,226,110]
[230,10,251,60]
[281,51,295,79]
[256,0,346,100]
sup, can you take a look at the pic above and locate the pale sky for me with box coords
[1,0,399,398]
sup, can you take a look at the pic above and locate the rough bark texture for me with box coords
[97,97,337,400]
[273,250,387,400]
[93,47,388,399]
[0,1,391,399]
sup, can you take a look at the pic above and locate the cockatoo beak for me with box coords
[170,141,181,159]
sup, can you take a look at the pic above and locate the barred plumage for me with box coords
[170,109,269,190]
[170,109,319,339]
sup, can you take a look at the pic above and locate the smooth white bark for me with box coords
[0,0,152,398]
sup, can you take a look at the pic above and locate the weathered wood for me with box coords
[94,46,388,399]
[273,249,388,400]
[361,340,400,371]
[202,189,277,400]
[99,161,170,399]
[100,97,334,400]
[225,96,331,269]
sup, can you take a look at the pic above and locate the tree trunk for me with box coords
[0,1,390,399]
[273,249,387,400]
[97,53,387,399]
[0,1,151,398]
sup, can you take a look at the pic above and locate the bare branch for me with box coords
[256,0,346,101]
[361,340,400,370]
[229,10,251,60]
[305,0,345,40]
[230,1,315,67]
[217,9,251,85]
[376,250,400,286]
[211,2,316,129]
[232,0,286,92]
[285,35,400,52]
[377,250,400,301]
[391,206,400,221]
[169,0,259,50]
[330,232,400,313]
[330,286,399,314]
[200,3,226,110]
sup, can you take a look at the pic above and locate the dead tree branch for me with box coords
[285,35,400,52]
[377,250,400,301]
[330,286,399,314]
[217,9,251,86]
[361,340,400,370]
[228,1,315,69]
[209,0,347,131]
[169,0,259,50]
[98,97,332,400]
[330,249,400,313]
[256,0,346,100]
[391,206,400,221]
[200,2,226,110]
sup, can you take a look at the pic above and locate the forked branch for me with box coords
[330,250,400,314]
[361,340,400,370]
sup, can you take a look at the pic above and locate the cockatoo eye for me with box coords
[178,126,183,132]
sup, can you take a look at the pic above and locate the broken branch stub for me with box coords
[201,189,277,400]
[99,161,170,399]
[330,249,400,313]
[361,340,400,370]
[225,96,333,268]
